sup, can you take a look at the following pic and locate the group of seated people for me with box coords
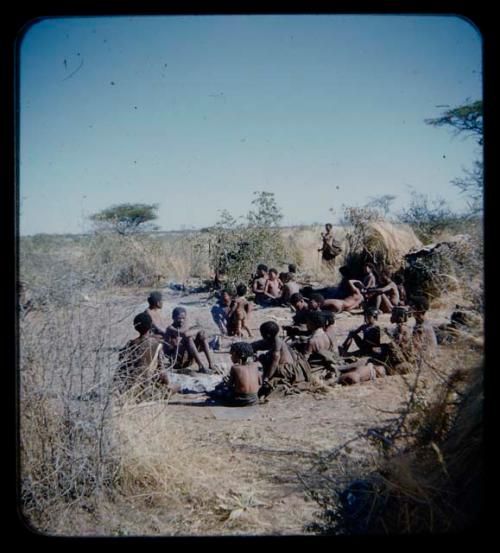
[116,261,438,406]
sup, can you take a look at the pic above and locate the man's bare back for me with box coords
[230,362,262,394]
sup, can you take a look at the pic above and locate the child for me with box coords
[409,296,438,361]
[337,362,386,386]
[210,342,262,406]
[339,306,381,357]
[144,291,168,336]
[280,271,301,305]
[116,312,180,397]
[262,268,283,305]
[393,274,408,306]
[210,290,232,335]
[227,284,253,337]
[252,263,269,305]
[308,293,325,311]
[362,263,378,289]
[164,307,216,374]
[377,306,414,373]
[251,321,312,397]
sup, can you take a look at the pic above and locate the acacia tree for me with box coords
[425,100,483,214]
[89,203,159,235]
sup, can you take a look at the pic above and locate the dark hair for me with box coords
[393,274,405,285]
[279,272,289,283]
[134,312,152,334]
[230,342,254,363]
[306,310,325,330]
[290,292,304,304]
[325,223,333,230]
[409,295,429,312]
[391,306,408,322]
[321,310,335,326]
[257,264,268,272]
[172,306,187,318]
[339,265,351,278]
[288,263,297,273]
[236,284,247,296]
[309,293,325,307]
[260,321,280,339]
[269,268,278,276]
[147,291,163,307]
[364,306,379,319]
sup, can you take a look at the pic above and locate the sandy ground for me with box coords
[88,284,459,536]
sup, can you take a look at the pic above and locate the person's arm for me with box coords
[227,299,238,319]
[264,343,282,381]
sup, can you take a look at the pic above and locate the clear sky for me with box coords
[19,14,482,236]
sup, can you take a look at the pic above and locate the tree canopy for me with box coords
[90,203,159,235]
[425,100,483,145]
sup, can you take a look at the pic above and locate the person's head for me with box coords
[321,310,335,328]
[172,306,187,328]
[306,310,325,332]
[352,281,364,292]
[408,296,429,323]
[290,293,307,310]
[230,341,255,365]
[147,291,163,309]
[221,290,232,305]
[379,270,392,285]
[363,262,375,275]
[268,268,278,279]
[393,274,405,286]
[279,272,289,283]
[364,307,379,324]
[133,312,152,336]
[256,264,268,276]
[236,284,247,297]
[309,293,325,310]
[260,321,280,340]
[325,223,333,232]
[339,265,352,279]
[391,306,408,324]
[288,263,297,274]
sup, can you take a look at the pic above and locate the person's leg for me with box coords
[379,294,393,313]
[185,336,206,369]
[196,330,215,369]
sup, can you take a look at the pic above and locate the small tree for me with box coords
[208,191,287,288]
[365,194,397,217]
[89,203,159,235]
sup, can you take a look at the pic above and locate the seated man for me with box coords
[251,321,312,398]
[296,311,378,383]
[321,280,365,314]
[164,307,216,374]
[252,264,269,305]
[115,312,180,398]
[144,290,168,337]
[226,284,253,337]
[339,307,381,357]
[409,295,438,363]
[210,342,262,406]
[283,293,310,338]
[364,270,400,313]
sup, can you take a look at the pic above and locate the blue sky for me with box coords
[19,14,482,235]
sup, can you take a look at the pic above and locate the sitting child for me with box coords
[210,290,232,335]
[252,264,269,305]
[116,312,181,397]
[227,284,253,337]
[164,307,216,374]
[377,306,414,374]
[261,268,283,306]
[210,342,262,406]
[251,321,312,397]
[393,274,408,306]
[280,272,301,305]
[339,307,381,357]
